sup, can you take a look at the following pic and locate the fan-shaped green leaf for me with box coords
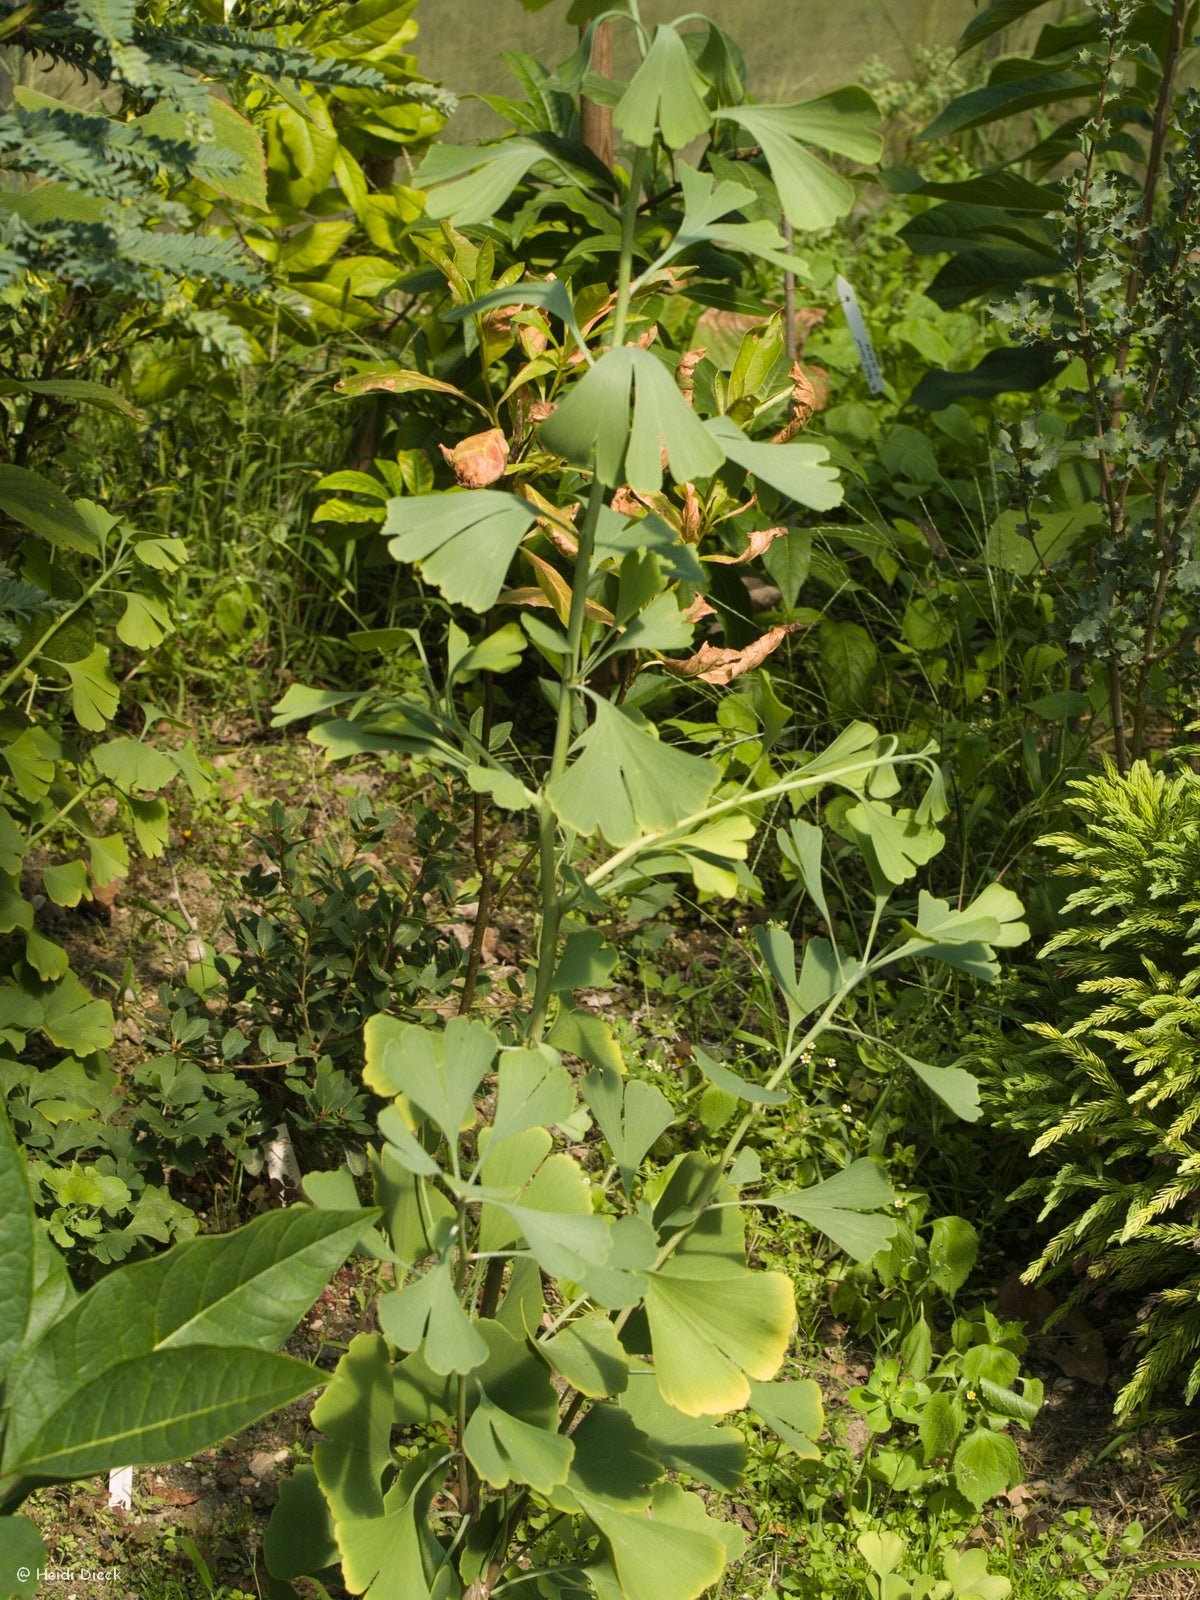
[547,699,715,847]
[613,26,712,149]
[769,1159,896,1261]
[385,491,537,613]
[643,1260,794,1416]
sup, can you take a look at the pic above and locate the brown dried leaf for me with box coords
[708,525,788,565]
[440,428,510,488]
[677,347,707,405]
[681,594,717,624]
[662,623,801,685]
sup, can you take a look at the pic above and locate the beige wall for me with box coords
[418,0,978,132]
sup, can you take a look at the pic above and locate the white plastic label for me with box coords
[108,1466,133,1510]
[836,274,884,394]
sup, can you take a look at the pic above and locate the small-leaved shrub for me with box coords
[978,760,1200,1417]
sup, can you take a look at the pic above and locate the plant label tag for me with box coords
[836,274,884,394]
[108,1465,133,1509]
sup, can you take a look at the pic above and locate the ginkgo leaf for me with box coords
[64,647,119,731]
[705,415,842,510]
[715,89,883,230]
[575,1482,735,1600]
[643,1260,794,1416]
[657,165,810,274]
[363,1015,497,1141]
[464,1394,574,1494]
[843,798,945,885]
[541,1314,630,1398]
[547,698,716,846]
[613,26,712,149]
[747,1378,824,1457]
[417,137,581,226]
[893,884,1030,980]
[540,347,724,493]
[384,490,538,613]
[692,1047,788,1106]
[768,1158,896,1261]
[378,1263,488,1375]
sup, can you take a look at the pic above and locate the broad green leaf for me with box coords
[378,1263,488,1375]
[3,726,59,802]
[906,1054,982,1122]
[38,973,114,1053]
[370,1148,455,1267]
[541,1314,629,1399]
[0,1108,35,1386]
[5,1207,371,1459]
[896,884,1030,980]
[491,1046,576,1144]
[3,1347,323,1480]
[335,366,486,414]
[42,859,89,908]
[715,89,883,230]
[552,1401,662,1512]
[705,415,841,510]
[957,0,1059,54]
[551,931,618,994]
[0,1516,45,1599]
[614,26,712,149]
[769,1159,896,1261]
[643,1260,794,1416]
[693,1046,787,1106]
[328,1450,445,1600]
[663,165,809,276]
[0,877,32,935]
[418,137,580,226]
[384,491,536,613]
[747,1378,824,1457]
[0,811,22,876]
[0,376,138,423]
[817,619,878,712]
[485,1159,615,1282]
[951,1428,1022,1509]
[24,1223,75,1350]
[444,281,588,355]
[920,70,1094,143]
[116,592,173,649]
[547,698,715,847]
[64,647,119,730]
[464,1394,573,1493]
[778,818,834,930]
[919,1389,964,1463]
[363,1015,497,1141]
[858,1531,907,1579]
[577,1481,737,1600]
[312,1334,394,1523]
[540,347,724,493]
[92,737,178,793]
[24,929,69,981]
[942,1548,1013,1600]
[271,685,359,727]
[844,799,944,886]
[620,1372,746,1489]
[928,1216,979,1296]
[376,1106,441,1178]
[264,1465,339,1581]
[582,1067,674,1198]
[0,467,101,556]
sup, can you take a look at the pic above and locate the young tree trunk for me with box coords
[580,21,614,167]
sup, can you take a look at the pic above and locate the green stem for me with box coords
[524,148,650,1040]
